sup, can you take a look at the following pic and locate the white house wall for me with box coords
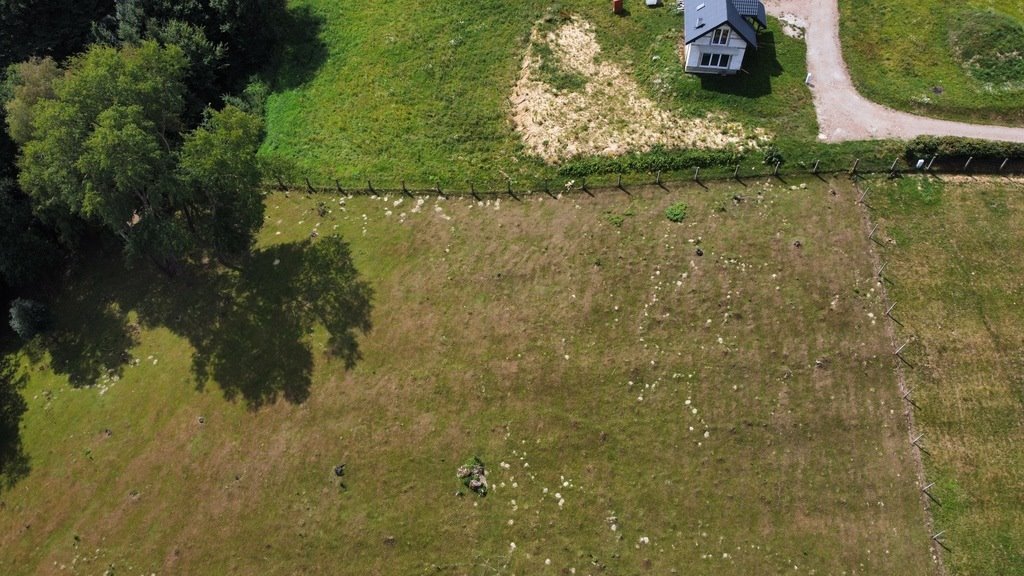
[685,26,747,74]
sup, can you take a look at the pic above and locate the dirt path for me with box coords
[763,0,1024,143]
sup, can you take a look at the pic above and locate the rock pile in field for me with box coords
[457,458,488,496]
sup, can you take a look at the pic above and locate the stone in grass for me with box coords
[457,457,488,496]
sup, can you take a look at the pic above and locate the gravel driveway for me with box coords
[763,0,1024,143]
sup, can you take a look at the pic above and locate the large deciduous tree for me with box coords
[7,40,265,274]
[178,105,264,258]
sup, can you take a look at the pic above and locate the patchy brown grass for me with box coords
[0,178,932,575]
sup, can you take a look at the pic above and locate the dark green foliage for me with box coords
[0,0,114,65]
[8,298,52,340]
[9,42,266,271]
[0,354,28,490]
[950,10,1024,85]
[558,148,737,178]
[0,179,60,290]
[762,144,784,166]
[222,78,270,115]
[92,0,289,105]
[664,202,688,223]
[905,135,1024,160]
[178,105,265,257]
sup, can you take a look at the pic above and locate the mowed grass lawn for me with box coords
[874,177,1024,575]
[0,178,932,575]
[261,0,814,186]
[840,0,1024,126]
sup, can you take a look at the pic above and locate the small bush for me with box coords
[664,202,688,223]
[9,298,52,340]
[762,144,784,166]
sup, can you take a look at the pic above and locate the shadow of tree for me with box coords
[44,267,138,388]
[699,31,782,98]
[39,236,372,410]
[263,5,329,91]
[181,244,316,407]
[0,355,29,491]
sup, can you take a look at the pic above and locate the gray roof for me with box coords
[683,0,762,48]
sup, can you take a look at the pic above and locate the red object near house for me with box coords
[612,0,623,13]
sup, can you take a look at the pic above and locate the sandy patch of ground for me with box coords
[510,18,767,162]
[774,12,807,39]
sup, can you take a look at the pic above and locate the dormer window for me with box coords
[711,28,730,45]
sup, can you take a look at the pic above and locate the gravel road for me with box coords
[763,0,1024,143]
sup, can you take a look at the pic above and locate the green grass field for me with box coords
[0,178,935,575]
[840,0,1024,126]
[874,176,1024,575]
[260,0,815,186]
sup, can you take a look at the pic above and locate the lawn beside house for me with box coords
[260,0,815,186]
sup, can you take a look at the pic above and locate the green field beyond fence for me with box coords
[841,0,1024,126]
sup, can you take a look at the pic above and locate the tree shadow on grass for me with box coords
[0,355,29,491]
[43,263,139,388]
[263,4,329,91]
[37,236,372,410]
[175,244,317,407]
[699,31,782,98]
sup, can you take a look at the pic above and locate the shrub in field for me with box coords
[8,298,51,340]
[762,144,784,166]
[664,202,688,223]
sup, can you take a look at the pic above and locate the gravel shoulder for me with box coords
[763,0,1024,143]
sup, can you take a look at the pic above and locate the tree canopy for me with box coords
[8,41,265,273]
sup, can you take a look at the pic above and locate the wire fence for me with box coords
[268,153,1024,198]
[858,181,951,571]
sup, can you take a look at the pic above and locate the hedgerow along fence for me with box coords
[268,151,1024,199]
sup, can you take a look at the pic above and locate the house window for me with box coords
[711,28,730,45]
[699,52,732,68]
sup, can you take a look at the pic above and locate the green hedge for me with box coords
[557,148,739,178]
[905,136,1024,161]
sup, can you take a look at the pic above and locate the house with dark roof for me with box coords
[683,0,767,75]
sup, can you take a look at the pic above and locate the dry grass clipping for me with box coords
[510,18,768,162]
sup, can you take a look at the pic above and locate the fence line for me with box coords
[267,154,1024,198]
[859,181,951,574]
